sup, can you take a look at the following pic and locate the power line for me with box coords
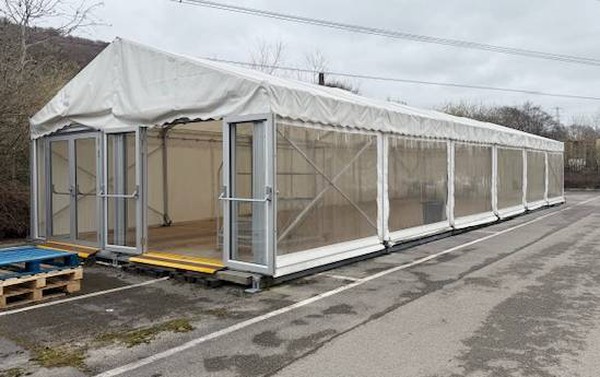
[204,57,600,102]
[175,0,600,67]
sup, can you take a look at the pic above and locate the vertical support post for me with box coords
[137,127,148,254]
[522,149,528,209]
[102,132,108,249]
[377,134,389,244]
[544,151,549,204]
[68,138,77,241]
[222,120,233,264]
[561,152,565,198]
[45,138,52,238]
[447,141,455,228]
[161,128,171,226]
[96,132,104,249]
[491,145,498,216]
[30,139,37,241]
[269,115,277,273]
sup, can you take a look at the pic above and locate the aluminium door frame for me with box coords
[43,131,101,246]
[222,113,275,275]
[101,126,146,256]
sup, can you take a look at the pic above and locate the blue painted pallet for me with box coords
[0,246,79,279]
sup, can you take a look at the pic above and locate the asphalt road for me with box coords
[1,191,599,377]
[122,192,600,377]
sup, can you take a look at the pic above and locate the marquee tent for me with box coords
[30,38,564,277]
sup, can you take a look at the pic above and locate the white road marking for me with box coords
[471,229,498,235]
[319,273,362,282]
[94,196,599,377]
[0,277,169,317]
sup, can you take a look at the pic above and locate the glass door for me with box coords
[47,134,100,245]
[74,137,99,244]
[49,139,71,240]
[222,115,274,274]
[103,130,145,255]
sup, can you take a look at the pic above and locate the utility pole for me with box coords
[554,107,562,125]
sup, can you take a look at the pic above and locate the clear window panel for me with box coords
[548,153,564,199]
[230,122,267,264]
[388,138,448,231]
[75,138,98,243]
[527,151,546,202]
[36,140,47,238]
[454,144,493,218]
[50,140,70,239]
[106,197,137,247]
[106,133,137,247]
[497,148,523,210]
[276,124,378,255]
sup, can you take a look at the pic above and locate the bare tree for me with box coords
[0,1,101,238]
[302,49,328,83]
[301,49,360,93]
[247,42,360,93]
[1,0,101,70]
[249,39,285,75]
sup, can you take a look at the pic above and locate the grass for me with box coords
[0,368,26,377]
[96,318,194,348]
[201,307,230,318]
[30,346,86,370]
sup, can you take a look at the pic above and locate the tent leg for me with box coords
[160,128,172,226]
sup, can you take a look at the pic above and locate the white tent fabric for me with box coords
[31,38,562,152]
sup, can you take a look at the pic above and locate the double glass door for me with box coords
[45,130,144,254]
[48,134,99,244]
[222,115,274,274]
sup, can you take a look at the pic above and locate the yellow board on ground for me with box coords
[129,251,224,275]
[39,241,99,259]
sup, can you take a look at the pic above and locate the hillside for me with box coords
[0,20,108,238]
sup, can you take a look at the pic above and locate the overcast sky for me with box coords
[75,0,600,123]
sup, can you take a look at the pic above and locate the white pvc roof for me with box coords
[31,38,563,152]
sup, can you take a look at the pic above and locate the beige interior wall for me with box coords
[148,121,223,226]
[388,137,448,231]
[527,151,546,202]
[548,153,564,198]
[497,148,523,209]
[454,144,493,218]
[147,121,223,253]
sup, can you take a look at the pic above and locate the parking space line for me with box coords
[471,229,498,235]
[319,273,362,282]
[0,277,169,317]
[95,196,600,377]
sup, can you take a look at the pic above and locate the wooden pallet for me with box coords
[0,267,83,309]
[0,246,79,279]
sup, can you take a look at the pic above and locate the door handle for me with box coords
[100,189,139,199]
[218,187,272,202]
